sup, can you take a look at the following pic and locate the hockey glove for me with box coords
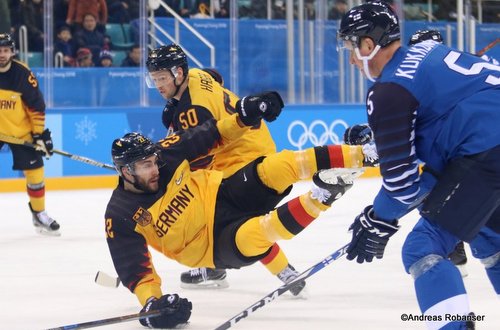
[343,124,379,167]
[235,91,284,126]
[32,128,54,158]
[343,124,373,145]
[346,205,399,263]
[361,141,379,167]
[139,294,192,329]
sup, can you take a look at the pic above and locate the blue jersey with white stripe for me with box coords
[367,40,500,220]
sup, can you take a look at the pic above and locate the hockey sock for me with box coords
[24,168,45,212]
[415,260,469,329]
[235,193,327,257]
[259,244,289,275]
[256,146,364,194]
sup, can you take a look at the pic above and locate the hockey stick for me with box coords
[214,243,349,330]
[476,38,500,56]
[94,270,120,288]
[46,308,165,330]
[0,133,115,170]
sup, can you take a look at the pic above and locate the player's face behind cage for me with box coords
[111,133,164,175]
[145,43,188,88]
[145,69,177,89]
[0,34,15,68]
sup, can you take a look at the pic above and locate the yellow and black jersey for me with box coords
[0,59,45,139]
[105,117,248,305]
[163,68,276,178]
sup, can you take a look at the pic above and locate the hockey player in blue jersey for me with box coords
[338,2,500,330]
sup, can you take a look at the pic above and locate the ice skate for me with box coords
[277,264,307,299]
[311,168,360,205]
[180,268,229,289]
[29,203,61,237]
[448,241,468,277]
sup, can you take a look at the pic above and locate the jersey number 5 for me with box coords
[444,51,500,85]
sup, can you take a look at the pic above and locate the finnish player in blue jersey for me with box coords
[338,2,500,329]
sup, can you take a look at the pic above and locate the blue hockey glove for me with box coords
[346,205,399,263]
[32,128,54,157]
[139,294,192,329]
[236,91,284,126]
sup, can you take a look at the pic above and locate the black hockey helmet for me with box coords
[146,43,188,73]
[338,1,400,48]
[408,29,443,46]
[111,132,160,174]
[0,33,15,52]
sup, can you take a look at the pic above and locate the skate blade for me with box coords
[180,279,229,290]
[34,226,61,237]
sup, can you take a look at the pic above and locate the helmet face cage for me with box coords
[145,44,188,88]
[408,29,443,46]
[0,33,15,52]
[337,1,400,49]
[111,133,163,175]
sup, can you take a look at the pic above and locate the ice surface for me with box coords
[1,178,498,329]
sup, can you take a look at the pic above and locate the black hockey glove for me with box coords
[346,205,399,263]
[139,294,192,329]
[343,124,379,167]
[235,91,284,126]
[32,128,54,157]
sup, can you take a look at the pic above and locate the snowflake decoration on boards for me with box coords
[75,116,97,146]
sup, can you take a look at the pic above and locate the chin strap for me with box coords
[171,67,188,97]
[354,45,381,82]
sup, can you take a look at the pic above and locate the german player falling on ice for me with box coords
[104,99,379,328]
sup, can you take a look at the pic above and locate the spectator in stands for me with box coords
[155,0,194,18]
[54,0,70,29]
[214,0,229,18]
[0,0,11,33]
[191,0,211,18]
[75,47,94,67]
[54,25,76,67]
[66,0,108,33]
[74,13,107,66]
[18,0,44,52]
[272,0,286,19]
[98,49,113,67]
[120,44,140,67]
[107,0,139,24]
[328,0,348,20]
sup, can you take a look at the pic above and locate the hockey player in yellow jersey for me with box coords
[0,33,59,236]
[105,102,378,328]
[146,43,303,294]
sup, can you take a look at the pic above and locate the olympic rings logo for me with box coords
[287,119,349,150]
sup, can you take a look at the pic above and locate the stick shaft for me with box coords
[46,309,162,330]
[214,244,349,330]
[0,133,115,170]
